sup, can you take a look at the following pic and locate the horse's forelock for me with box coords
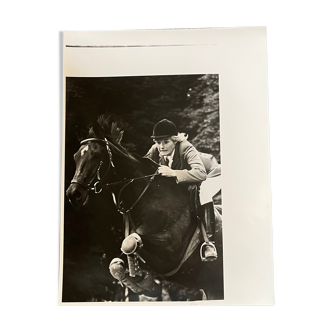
[87,127,97,138]
[87,117,143,168]
[87,116,119,140]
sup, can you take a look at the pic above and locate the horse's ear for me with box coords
[75,125,85,142]
[92,120,104,138]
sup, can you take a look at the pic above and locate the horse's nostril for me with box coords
[73,190,81,200]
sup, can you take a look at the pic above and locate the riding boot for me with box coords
[200,201,218,262]
[109,258,160,295]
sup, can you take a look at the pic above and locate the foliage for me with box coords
[182,74,220,161]
[65,74,220,159]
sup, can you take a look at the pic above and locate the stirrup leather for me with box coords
[200,241,218,262]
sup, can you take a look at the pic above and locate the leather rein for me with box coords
[71,138,158,214]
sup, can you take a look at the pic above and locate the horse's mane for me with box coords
[88,115,159,172]
[88,115,134,153]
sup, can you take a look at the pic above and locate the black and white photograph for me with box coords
[63,74,223,302]
[60,28,275,305]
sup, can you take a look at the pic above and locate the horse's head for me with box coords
[66,115,160,210]
[66,115,140,209]
[66,136,109,208]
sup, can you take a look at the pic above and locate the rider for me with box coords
[144,119,221,261]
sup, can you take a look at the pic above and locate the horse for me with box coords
[66,117,223,300]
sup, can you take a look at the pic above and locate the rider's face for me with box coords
[154,137,176,156]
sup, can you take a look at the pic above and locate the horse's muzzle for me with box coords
[66,183,89,208]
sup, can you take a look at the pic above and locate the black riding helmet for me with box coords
[151,119,178,139]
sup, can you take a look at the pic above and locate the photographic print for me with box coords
[63,74,223,302]
[61,28,274,305]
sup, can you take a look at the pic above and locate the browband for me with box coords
[80,138,107,146]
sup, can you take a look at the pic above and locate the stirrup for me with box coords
[200,242,218,262]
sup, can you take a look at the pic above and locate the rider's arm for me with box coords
[144,144,159,163]
[174,144,207,184]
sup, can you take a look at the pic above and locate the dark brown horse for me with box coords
[66,117,223,300]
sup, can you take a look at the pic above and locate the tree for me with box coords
[182,74,220,161]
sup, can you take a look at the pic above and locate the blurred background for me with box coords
[65,74,220,163]
[63,74,220,302]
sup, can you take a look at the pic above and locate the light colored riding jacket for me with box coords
[145,140,218,183]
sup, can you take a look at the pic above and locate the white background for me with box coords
[63,27,274,305]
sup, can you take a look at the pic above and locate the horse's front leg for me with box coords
[109,257,161,299]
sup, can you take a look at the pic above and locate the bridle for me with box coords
[70,138,113,194]
[70,137,158,215]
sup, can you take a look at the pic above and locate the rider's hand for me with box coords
[158,166,176,178]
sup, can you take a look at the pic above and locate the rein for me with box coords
[115,170,158,214]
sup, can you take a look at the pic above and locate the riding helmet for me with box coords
[151,119,178,139]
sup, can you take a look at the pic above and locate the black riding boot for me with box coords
[200,202,218,262]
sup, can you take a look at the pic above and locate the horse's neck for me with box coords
[114,155,143,180]
[111,144,157,180]
[106,141,139,177]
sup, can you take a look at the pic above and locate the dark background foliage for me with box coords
[65,74,220,170]
[63,74,220,302]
